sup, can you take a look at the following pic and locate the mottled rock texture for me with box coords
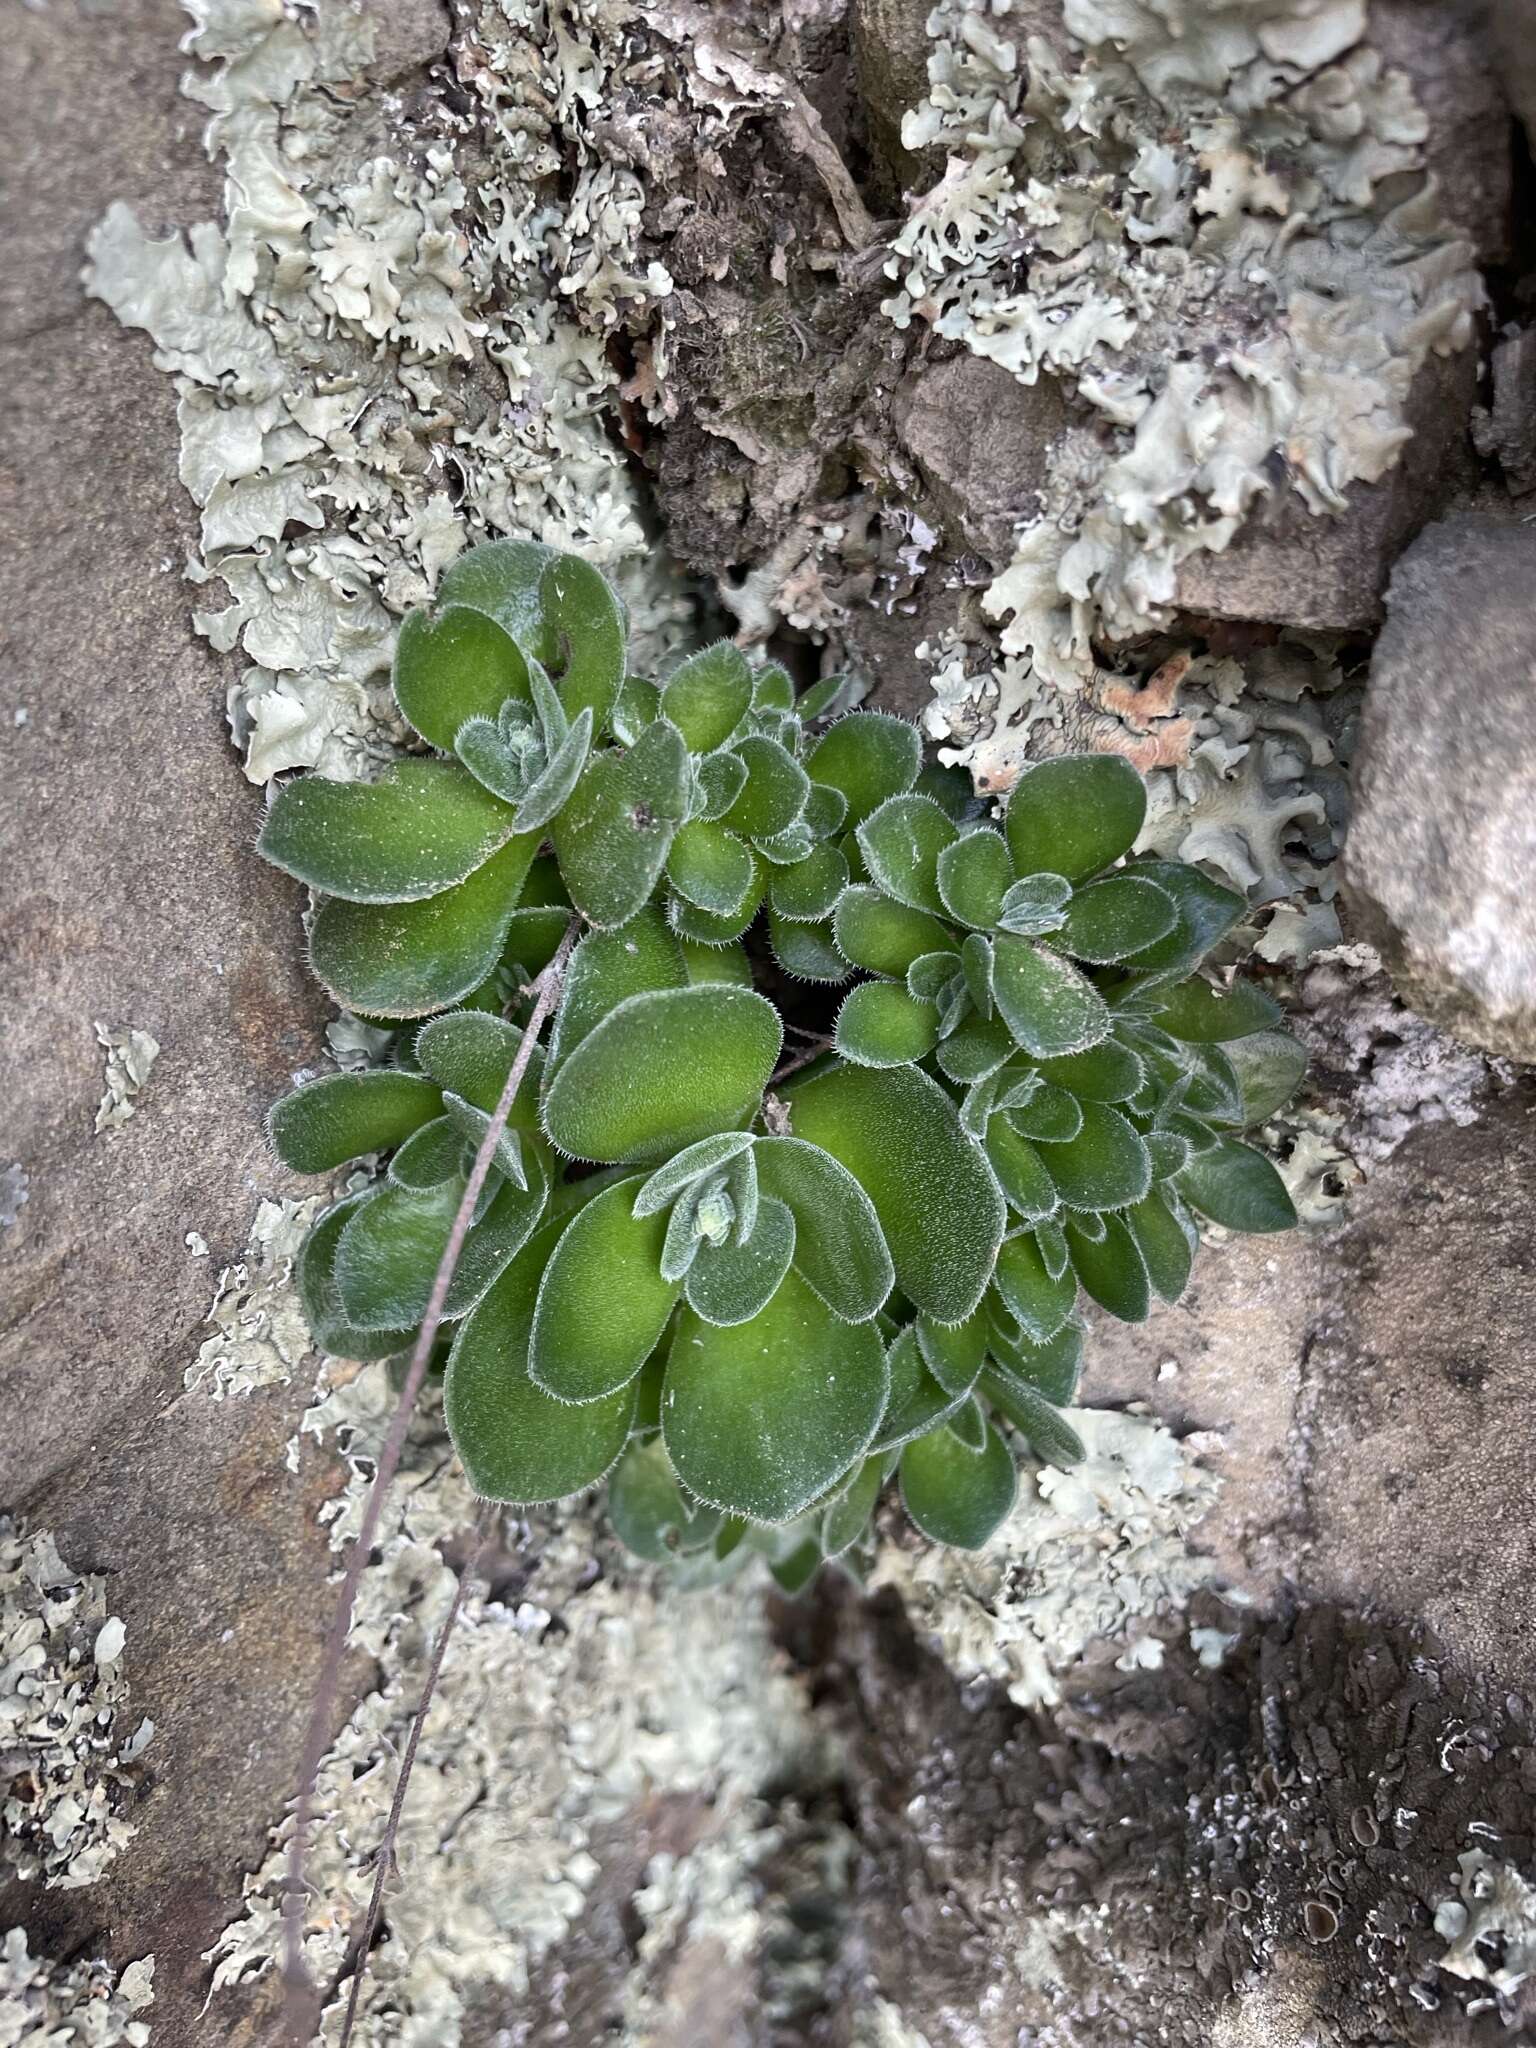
[1344,519,1536,1061]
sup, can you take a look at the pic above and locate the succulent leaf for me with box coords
[1004,753,1146,884]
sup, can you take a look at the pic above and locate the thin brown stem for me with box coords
[770,1033,833,1085]
[335,1502,497,2048]
[282,921,578,2045]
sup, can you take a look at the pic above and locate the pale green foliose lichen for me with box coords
[85,0,692,789]
[0,1521,153,1892]
[92,1025,160,1137]
[182,1195,322,1400]
[0,1931,154,2048]
[1434,1850,1536,1995]
[889,0,1480,787]
[872,1407,1220,1708]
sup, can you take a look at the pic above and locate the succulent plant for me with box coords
[260,540,1303,1585]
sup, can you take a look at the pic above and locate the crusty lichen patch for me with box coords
[207,1360,832,2043]
[874,1408,1220,1708]
[891,0,1480,789]
[0,1521,153,1892]
[0,1929,154,2048]
[182,1196,322,1401]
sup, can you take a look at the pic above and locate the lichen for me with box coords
[0,1521,153,1892]
[890,0,1480,787]
[182,1195,322,1400]
[85,0,692,791]
[1433,1848,1536,1996]
[0,1930,154,2048]
[873,1407,1220,1708]
[207,1358,830,2044]
[92,1025,160,1137]
[0,1167,27,1236]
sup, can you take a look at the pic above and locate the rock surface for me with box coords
[1343,517,1536,1060]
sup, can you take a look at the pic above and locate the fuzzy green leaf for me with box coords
[670,892,761,947]
[547,908,687,1075]
[659,642,752,753]
[753,662,797,712]
[505,710,593,834]
[1006,1082,1083,1145]
[1034,1099,1152,1212]
[1004,753,1146,884]
[542,985,780,1165]
[550,717,690,930]
[334,1164,546,1330]
[393,602,532,753]
[935,828,1013,928]
[981,1371,1084,1469]
[442,1092,528,1188]
[770,843,849,923]
[1151,975,1282,1043]
[540,552,626,728]
[1066,1211,1150,1322]
[1224,1029,1308,1124]
[685,1196,795,1326]
[806,712,921,827]
[679,937,754,987]
[1056,874,1178,964]
[297,1196,417,1361]
[753,821,815,866]
[389,1115,467,1190]
[986,1319,1082,1406]
[935,1013,1015,1085]
[1114,861,1246,982]
[992,933,1110,1057]
[663,1270,888,1522]
[768,911,848,983]
[260,758,518,904]
[995,872,1072,937]
[834,982,940,1068]
[446,1224,635,1503]
[666,819,758,918]
[437,537,557,660]
[900,1414,1016,1549]
[612,674,660,746]
[915,1308,988,1399]
[1176,1136,1297,1232]
[269,1070,443,1173]
[633,1132,757,1217]
[309,831,540,1019]
[984,1116,1059,1221]
[753,1135,894,1322]
[802,781,849,840]
[870,1327,970,1453]
[856,794,957,914]
[723,735,810,841]
[833,888,951,977]
[960,933,994,1017]
[526,1178,678,1402]
[787,1063,1005,1325]
[993,1231,1078,1344]
[607,1438,722,1560]
[1124,1187,1195,1302]
[822,1453,885,1556]
[415,1009,546,1131]
[1034,1040,1144,1103]
[694,747,749,821]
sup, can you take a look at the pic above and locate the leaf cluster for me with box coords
[261,543,1304,1584]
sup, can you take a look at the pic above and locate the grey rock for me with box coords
[1369,0,1512,264]
[893,352,1071,564]
[1475,326,1536,496]
[1175,348,1479,631]
[1342,516,1536,1060]
[1484,0,1536,150]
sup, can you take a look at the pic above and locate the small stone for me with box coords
[893,354,1071,565]
[1343,517,1536,1060]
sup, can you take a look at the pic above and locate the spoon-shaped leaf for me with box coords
[786,1063,1005,1325]
[993,1230,1078,1343]
[986,1318,1083,1406]
[540,552,625,729]
[834,982,939,1068]
[1065,1211,1150,1322]
[900,1413,1016,1549]
[437,537,558,661]
[1150,975,1282,1042]
[1004,753,1146,883]
[1033,1099,1152,1211]
[542,985,781,1165]
[393,603,532,753]
[268,1070,443,1173]
[806,712,921,826]
[659,641,752,753]
[296,1196,418,1361]
[663,1270,888,1522]
[753,1135,894,1323]
[768,911,848,983]
[334,1159,546,1329]
[936,827,1014,928]
[992,933,1110,1057]
[528,1177,678,1401]
[856,794,957,914]
[833,888,951,977]
[1055,874,1177,963]
[551,717,690,930]
[309,831,541,1018]
[981,1371,1084,1469]
[667,819,758,918]
[724,735,810,840]
[1123,1187,1195,1302]
[389,1115,468,1190]
[770,843,848,923]
[260,758,518,904]
[446,1223,635,1502]
[607,1437,723,1560]
[685,1195,796,1326]
[414,1009,547,1131]
[822,1453,885,1556]
[1176,1136,1297,1232]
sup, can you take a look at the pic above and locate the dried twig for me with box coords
[770,1033,833,1086]
[334,1501,499,2048]
[282,922,579,2045]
